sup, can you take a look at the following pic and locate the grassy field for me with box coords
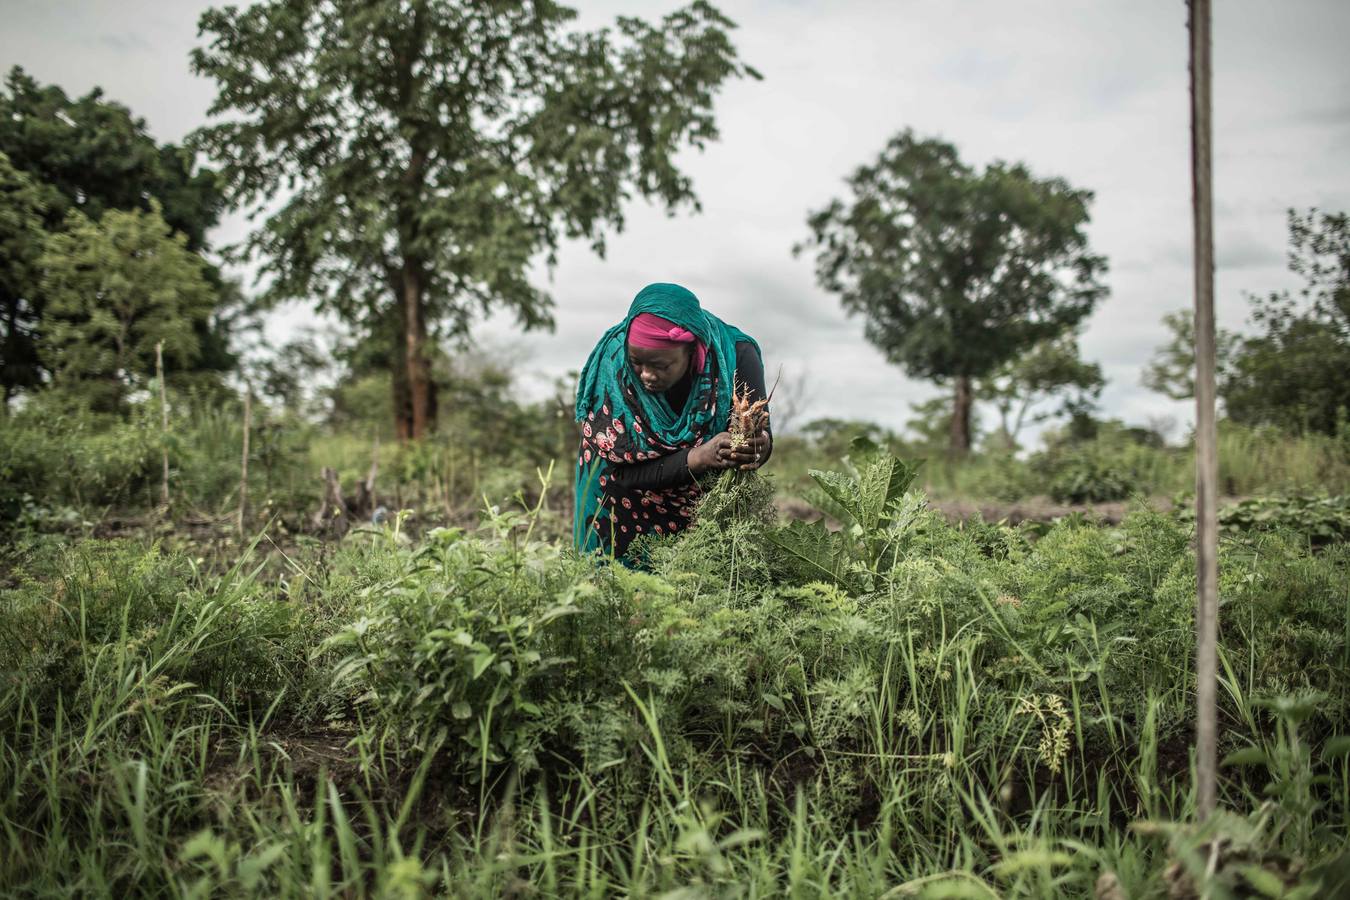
[3,435,1348,897]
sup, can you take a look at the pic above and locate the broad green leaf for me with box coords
[1221,746,1271,768]
[471,652,496,679]
[766,519,855,588]
[808,469,864,526]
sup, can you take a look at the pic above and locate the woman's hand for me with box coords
[688,432,736,475]
[728,430,771,471]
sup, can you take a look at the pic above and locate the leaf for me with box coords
[765,519,855,588]
[1221,746,1271,768]
[471,652,496,680]
[853,438,919,529]
[179,829,230,876]
[538,603,581,625]
[717,828,766,850]
[991,849,1073,877]
[1235,863,1290,898]
[808,469,864,527]
[1322,736,1350,761]
[237,843,286,891]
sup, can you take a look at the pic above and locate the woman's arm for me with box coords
[607,433,738,492]
[608,447,695,491]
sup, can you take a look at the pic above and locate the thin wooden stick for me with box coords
[156,341,170,509]
[239,383,252,538]
[1188,0,1220,822]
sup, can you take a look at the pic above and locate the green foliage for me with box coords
[0,393,162,522]
[0,152,46,398]
[0,67,221,245]
[0,540,307,720]
[1217,495,1350,546]
[191,0,758,435]
[1040,449,1141,504]
[0,67,232,400]
[2,440,1349,895]
[40,203,216,407]
[1225,307,1350,436]
[322,526,581,773]
[1142,308,1239,401]
[1147,208,1350,435]
[798,129,1107,451]
[979,333,1105,449]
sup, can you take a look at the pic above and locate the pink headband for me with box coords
[628,313,706,373]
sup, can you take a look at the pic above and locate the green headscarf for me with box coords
[573,283,757,556]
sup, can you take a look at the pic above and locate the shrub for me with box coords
[1041,449,1141,503]
[1219,495,1350,547]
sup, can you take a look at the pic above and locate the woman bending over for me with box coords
[573,282,771,561]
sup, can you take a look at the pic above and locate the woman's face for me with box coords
[627,343,691,393]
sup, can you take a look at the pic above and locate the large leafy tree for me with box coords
[799,130,1107,454]
[191,0,759,440]
[41,205,215,410]
[0,152,46,404]
[0,68,233,400]
[0,68,221,245]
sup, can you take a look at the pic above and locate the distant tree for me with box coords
[1223,209,1349,435]
[0,152,46,405]
[905,395,979,455]
[0,68,236,399]
[799,130,1107,455]
[978,333,1104,450]
[254,335,334,414]
[191,0,759,440]
[40,205,215,410]
[0,68,221,244]
[1141,309,1237,401]
[1285,207,1349,323]
[801,416,893,460]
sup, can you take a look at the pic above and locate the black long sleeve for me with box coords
[608,341,771,492]
[608,446,694,491]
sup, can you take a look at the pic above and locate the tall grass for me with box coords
[3,452,1348,896]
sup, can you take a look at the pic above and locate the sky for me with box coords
[3,0,1348,440]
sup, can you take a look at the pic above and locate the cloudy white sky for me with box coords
[3,0,1348,438]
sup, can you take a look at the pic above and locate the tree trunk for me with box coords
[238,384,251,538]
[394,263,436,441]
[404,265,434,439]
[391,327,413,442]
[949,375,973,456]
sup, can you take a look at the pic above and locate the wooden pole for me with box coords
[1188,0,1220,821]
[239,383,252,538]
[156,341,170,509]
